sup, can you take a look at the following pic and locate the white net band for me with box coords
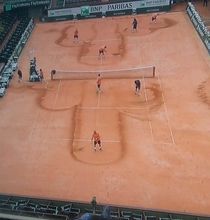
[51,66,155,80]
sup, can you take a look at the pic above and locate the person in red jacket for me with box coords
[39,69,44,83]
[91,131,102,152]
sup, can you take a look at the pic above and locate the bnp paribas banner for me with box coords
[48,0,169,17]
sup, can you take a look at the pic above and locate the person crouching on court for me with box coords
[98,46,107,59]
[73,29,79,43]
[17,69,22,83]
[134,80,141,95]
[91,131,102,152]
[150,13,158,24]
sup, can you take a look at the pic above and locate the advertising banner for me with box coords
[186,3,210,54]
[4,0,50,11]
[48,0,170,17]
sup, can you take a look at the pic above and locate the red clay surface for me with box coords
[1,4,210,215]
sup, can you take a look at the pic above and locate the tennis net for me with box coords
[51,66,155,80]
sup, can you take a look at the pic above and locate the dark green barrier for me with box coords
[106,9,132,16]
[186,4,210,54]
[77,12,102,19]
[42,15,74,22]
[137,5,170,13]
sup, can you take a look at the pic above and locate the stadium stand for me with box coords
[0,10,30,61]
[0,194,210,220]
[0,11,17,48]
[0,6,34,97]
[65,0,101,7]
[51,0,65,8]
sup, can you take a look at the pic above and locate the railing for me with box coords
[0,193,210,220]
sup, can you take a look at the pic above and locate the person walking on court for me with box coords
[132,18,138,32]
[17,69,22,83]
[96,73,102,93]
[39,69,44,83]
[98,46,107,59]
[203,0,208,6]
[134,79,141,95]
[91,131,102,152]
[73,28,79,42]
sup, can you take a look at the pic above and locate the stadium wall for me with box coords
[41,0,171,22]
[186,2,210,54]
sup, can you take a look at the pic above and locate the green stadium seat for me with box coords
[0,203,13,209]
[17,200,28,207]
[85,208,94,214]
[146,216,156,220]
[95,209,103,215]
[17,206,36,212]
[61,203,72,211]
[133,213,142,220]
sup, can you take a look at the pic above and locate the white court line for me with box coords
[74,139,120,143]
[81,39,121,43]
[78,106,147,110]
[45,80,48,89]
[29,108,41,140]
[138,37,154,142]
[63,40,71,67]
[53,80,61,110]
[48,80,62,128]
[97,92,100,108]
[157,75,175,145]
[81,55,115,59]
[31,138,173,146]
[149,36,175,145]
[142,74,154,142]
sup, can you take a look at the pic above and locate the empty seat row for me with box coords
[0,11,17,45]
[0,16,31,60]
[0,199,81,218]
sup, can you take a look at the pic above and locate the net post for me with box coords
[51,70,56,80]
[153,66,155,77]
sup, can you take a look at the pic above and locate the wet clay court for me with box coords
[1,11,210,215]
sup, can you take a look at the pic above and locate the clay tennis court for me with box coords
[1,10,210,215]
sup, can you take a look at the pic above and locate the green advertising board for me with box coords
[80,5,90,16]
[106,9,132,16]
[44,15,74,22]
[77,6,102,18]
[77,13,102,19]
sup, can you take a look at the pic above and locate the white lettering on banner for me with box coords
[191,16,198,27]
[48,0,170,17]
[107,2,132,11]
[31,0,50,6]
[196,25,205,37]
[49,8,72,16]
[140,0,168,8]
[90,5,102,12]
[204,38,210,50]
[12,2,30,8]
[11,0,50,8]
[186,6,193,18]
